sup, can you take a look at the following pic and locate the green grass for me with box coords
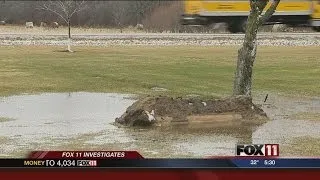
[290,112,320,121]
[282,137,320,157]
[0,46,319,97]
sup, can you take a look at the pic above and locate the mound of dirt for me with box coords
[115,95,268,127]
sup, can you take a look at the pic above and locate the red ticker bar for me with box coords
[28,151,144,159]
[1,170,320,180]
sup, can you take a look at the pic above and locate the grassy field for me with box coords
[0,46,319,97]
[290,112,320,121]
[282,137,320,156]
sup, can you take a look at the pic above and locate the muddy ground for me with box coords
[0,92,319,158]
[115,95,267,127]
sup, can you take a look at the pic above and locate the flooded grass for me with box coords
[0,94,318,158]
[0,117,15,122]
[281,137,320,157]
[0,92,137,158]
[0,92,319,158]
[0,136,10,144]
[0,136,12,157]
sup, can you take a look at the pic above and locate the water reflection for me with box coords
[0,92,136,156]
[0,92,319,158]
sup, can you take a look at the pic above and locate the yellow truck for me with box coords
[181,0,320,33]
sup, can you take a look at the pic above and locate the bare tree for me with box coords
[0,0,7,22]
[39,0,86,52]
[110,1,129,33]
[233,0,280,97]
[131,1,155,24]
[1,1,167,29]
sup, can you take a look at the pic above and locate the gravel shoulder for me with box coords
[1,33,320,46]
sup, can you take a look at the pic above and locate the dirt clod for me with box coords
[115,95,268,127]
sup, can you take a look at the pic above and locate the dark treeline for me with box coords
[0,1,311,33]
[0,1,193,32]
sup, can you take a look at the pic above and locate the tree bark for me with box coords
[233,7,260,96]
[68,20,71,39]
[233,0,280,97]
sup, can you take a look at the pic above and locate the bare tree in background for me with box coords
[132,1,154,24]
[233,0,280,97]
[0,0,6,21]
[110,1,129,33]
[39,0,87,52]
[1,1,168,29]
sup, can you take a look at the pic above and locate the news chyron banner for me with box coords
[0,144,319,168]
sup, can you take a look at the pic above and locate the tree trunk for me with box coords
[233,11,260,97]
[68,21,71,39]
[67,38,72,52]
[119,23,123,33]
[233,0,280,97]
[67,19,73,52]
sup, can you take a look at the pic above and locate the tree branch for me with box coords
[38,0,87,24]
[259,0,281,25]
[38,3,68,24]
[57,1,69,18]
[69,0,86,18]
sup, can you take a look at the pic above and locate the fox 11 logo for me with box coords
[236,144,279,157]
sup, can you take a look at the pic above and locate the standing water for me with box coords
[0,92,319,158]
[0,93,135,157]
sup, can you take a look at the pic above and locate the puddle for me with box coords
[151,87,168,92]
[0,92,136,156]
[0,92,319,158]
